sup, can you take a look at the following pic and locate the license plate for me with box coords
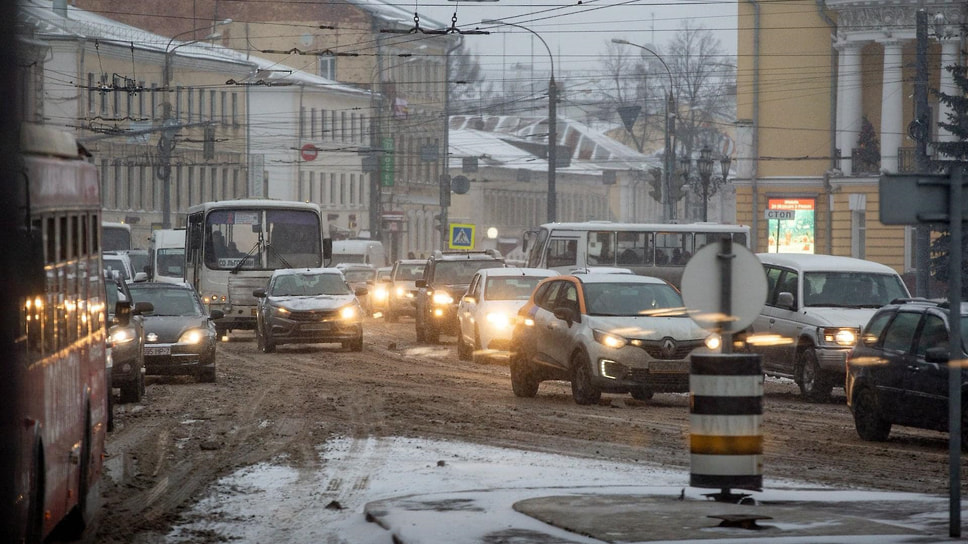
[301,322,331,331]
[144,345,171,356]
[649,361,687,373]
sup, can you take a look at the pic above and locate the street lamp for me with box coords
[483,19,557,223]
[679,145,731,222]
[611,39,676,223]
[159,19,232,229]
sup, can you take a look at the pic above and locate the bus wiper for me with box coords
[230,241,261,274]
[263,242,293,269]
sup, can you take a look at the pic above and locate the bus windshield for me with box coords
[204,209,322,270]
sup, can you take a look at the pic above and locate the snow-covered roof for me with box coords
[345,0,448,30]
[18,0,370,98]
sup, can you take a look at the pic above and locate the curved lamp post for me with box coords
[484,19,557,223]
[160,19,232,228]
[680,145,731,222]
[611,39,676,223]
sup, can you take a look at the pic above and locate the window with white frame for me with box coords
[319,56,335,80]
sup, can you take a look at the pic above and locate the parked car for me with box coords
[457,267,557,363]
[336,263,378,315]
[384,259,426,322]
[415,250,505,343]
[509,273,721,405]
[105,273,152,403]
[846,298,968,445]
[744,253,910,401]
[253,268,365,352]
[128,282,223,383]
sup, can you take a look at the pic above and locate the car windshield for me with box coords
[584,282,686,317]
[435,261,504,285]
[802,272,908,308]
[270,273,350,296]
[128,252,149,275]
[485,276,545,301]
[103,258,129,280]
[343,269,375,283]
[130,287,203,316]
[396,264,426,281]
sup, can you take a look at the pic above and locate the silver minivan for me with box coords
[745,253,910,401]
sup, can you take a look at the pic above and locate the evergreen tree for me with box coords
[928,51,968,295]
[855,116,880,172]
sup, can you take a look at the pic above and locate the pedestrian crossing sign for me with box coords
[449,224,475,250]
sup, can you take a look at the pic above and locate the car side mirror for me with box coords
[777,291,795,310]
[925,346,950,363]
[253,288,266,298]
[132,272,148,283]
[415,279,427,288]
[210,309,225,320]
[355,287,369,296]
[133,301,153,316]
[553,306,576,327]
[115,301,131,326]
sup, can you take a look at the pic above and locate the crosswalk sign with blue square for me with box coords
[449,224,475,250]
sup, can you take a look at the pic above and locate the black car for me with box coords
[105,273,152,403]
[846,298,968,445]
[414,250,505,343]
[128,282,224,383]
[253,268,365,352]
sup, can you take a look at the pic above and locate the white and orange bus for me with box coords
[2,124,109,542]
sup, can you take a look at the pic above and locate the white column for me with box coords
[836,41,863,175]
[879,40,904,174]
[937,38,959,145]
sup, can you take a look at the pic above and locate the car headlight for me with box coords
[432,292,454,305]
[178,328,206,344]
[704,333,722,351]
[485,312,512,330]
[822,327,858,346]
[593,329,628,349]
[373,287,389,301]
[108,326,136,345]
[271,305,291,318]
[395,286,406,297]
[340,305,358,320]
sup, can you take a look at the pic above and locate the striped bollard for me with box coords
[689,353,763,499]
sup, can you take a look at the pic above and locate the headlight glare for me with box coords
[340,305,358,320]
[485,312,511,329]
[109,327,136,345]
[272,306,291,318]
[823,327,858,346]
[178,329,205,344]
[593,329,628,349]
[432,292,454,305]
[704,333,722,351]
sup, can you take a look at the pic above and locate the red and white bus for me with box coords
[2,124,109,542]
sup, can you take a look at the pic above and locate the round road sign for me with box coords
[680,241,767,333]
[300,143,318,161]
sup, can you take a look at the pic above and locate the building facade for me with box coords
[735,0,966,286]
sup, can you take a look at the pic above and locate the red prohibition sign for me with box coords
[301,143,318,161]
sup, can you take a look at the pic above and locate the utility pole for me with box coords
[914,9,932,298]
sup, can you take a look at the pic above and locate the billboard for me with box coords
[766,198,815,254]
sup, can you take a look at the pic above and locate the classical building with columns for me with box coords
[734,0,965,281]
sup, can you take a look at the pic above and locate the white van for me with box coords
[331,239,386,268]
[149,228,186,283]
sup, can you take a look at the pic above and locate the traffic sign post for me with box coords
[680,237,768,502]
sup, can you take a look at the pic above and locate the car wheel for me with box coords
[852,387,890,441]
[258,324,275,354]
[457,331,471,360]
[425,321,440,344]
[510,350,539,398]
[571,349,602,405]
[344,336,364,352]
[797,346,831,402]
[630,388,654,401]
[119,372,144,404]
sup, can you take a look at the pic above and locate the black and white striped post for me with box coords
[680,237,768,503]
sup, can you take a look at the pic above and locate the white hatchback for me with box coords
[457,268,557,363]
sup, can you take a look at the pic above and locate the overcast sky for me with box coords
[415,0,738,77]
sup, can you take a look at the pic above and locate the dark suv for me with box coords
[846,298,968,445]
[414,250,505,343]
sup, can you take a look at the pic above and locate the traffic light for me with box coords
[647,168,663,202]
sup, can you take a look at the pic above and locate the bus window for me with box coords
[546,239,578,268]
[586,231,615,265]
[615,231,653,265]
[655,232,694,266]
